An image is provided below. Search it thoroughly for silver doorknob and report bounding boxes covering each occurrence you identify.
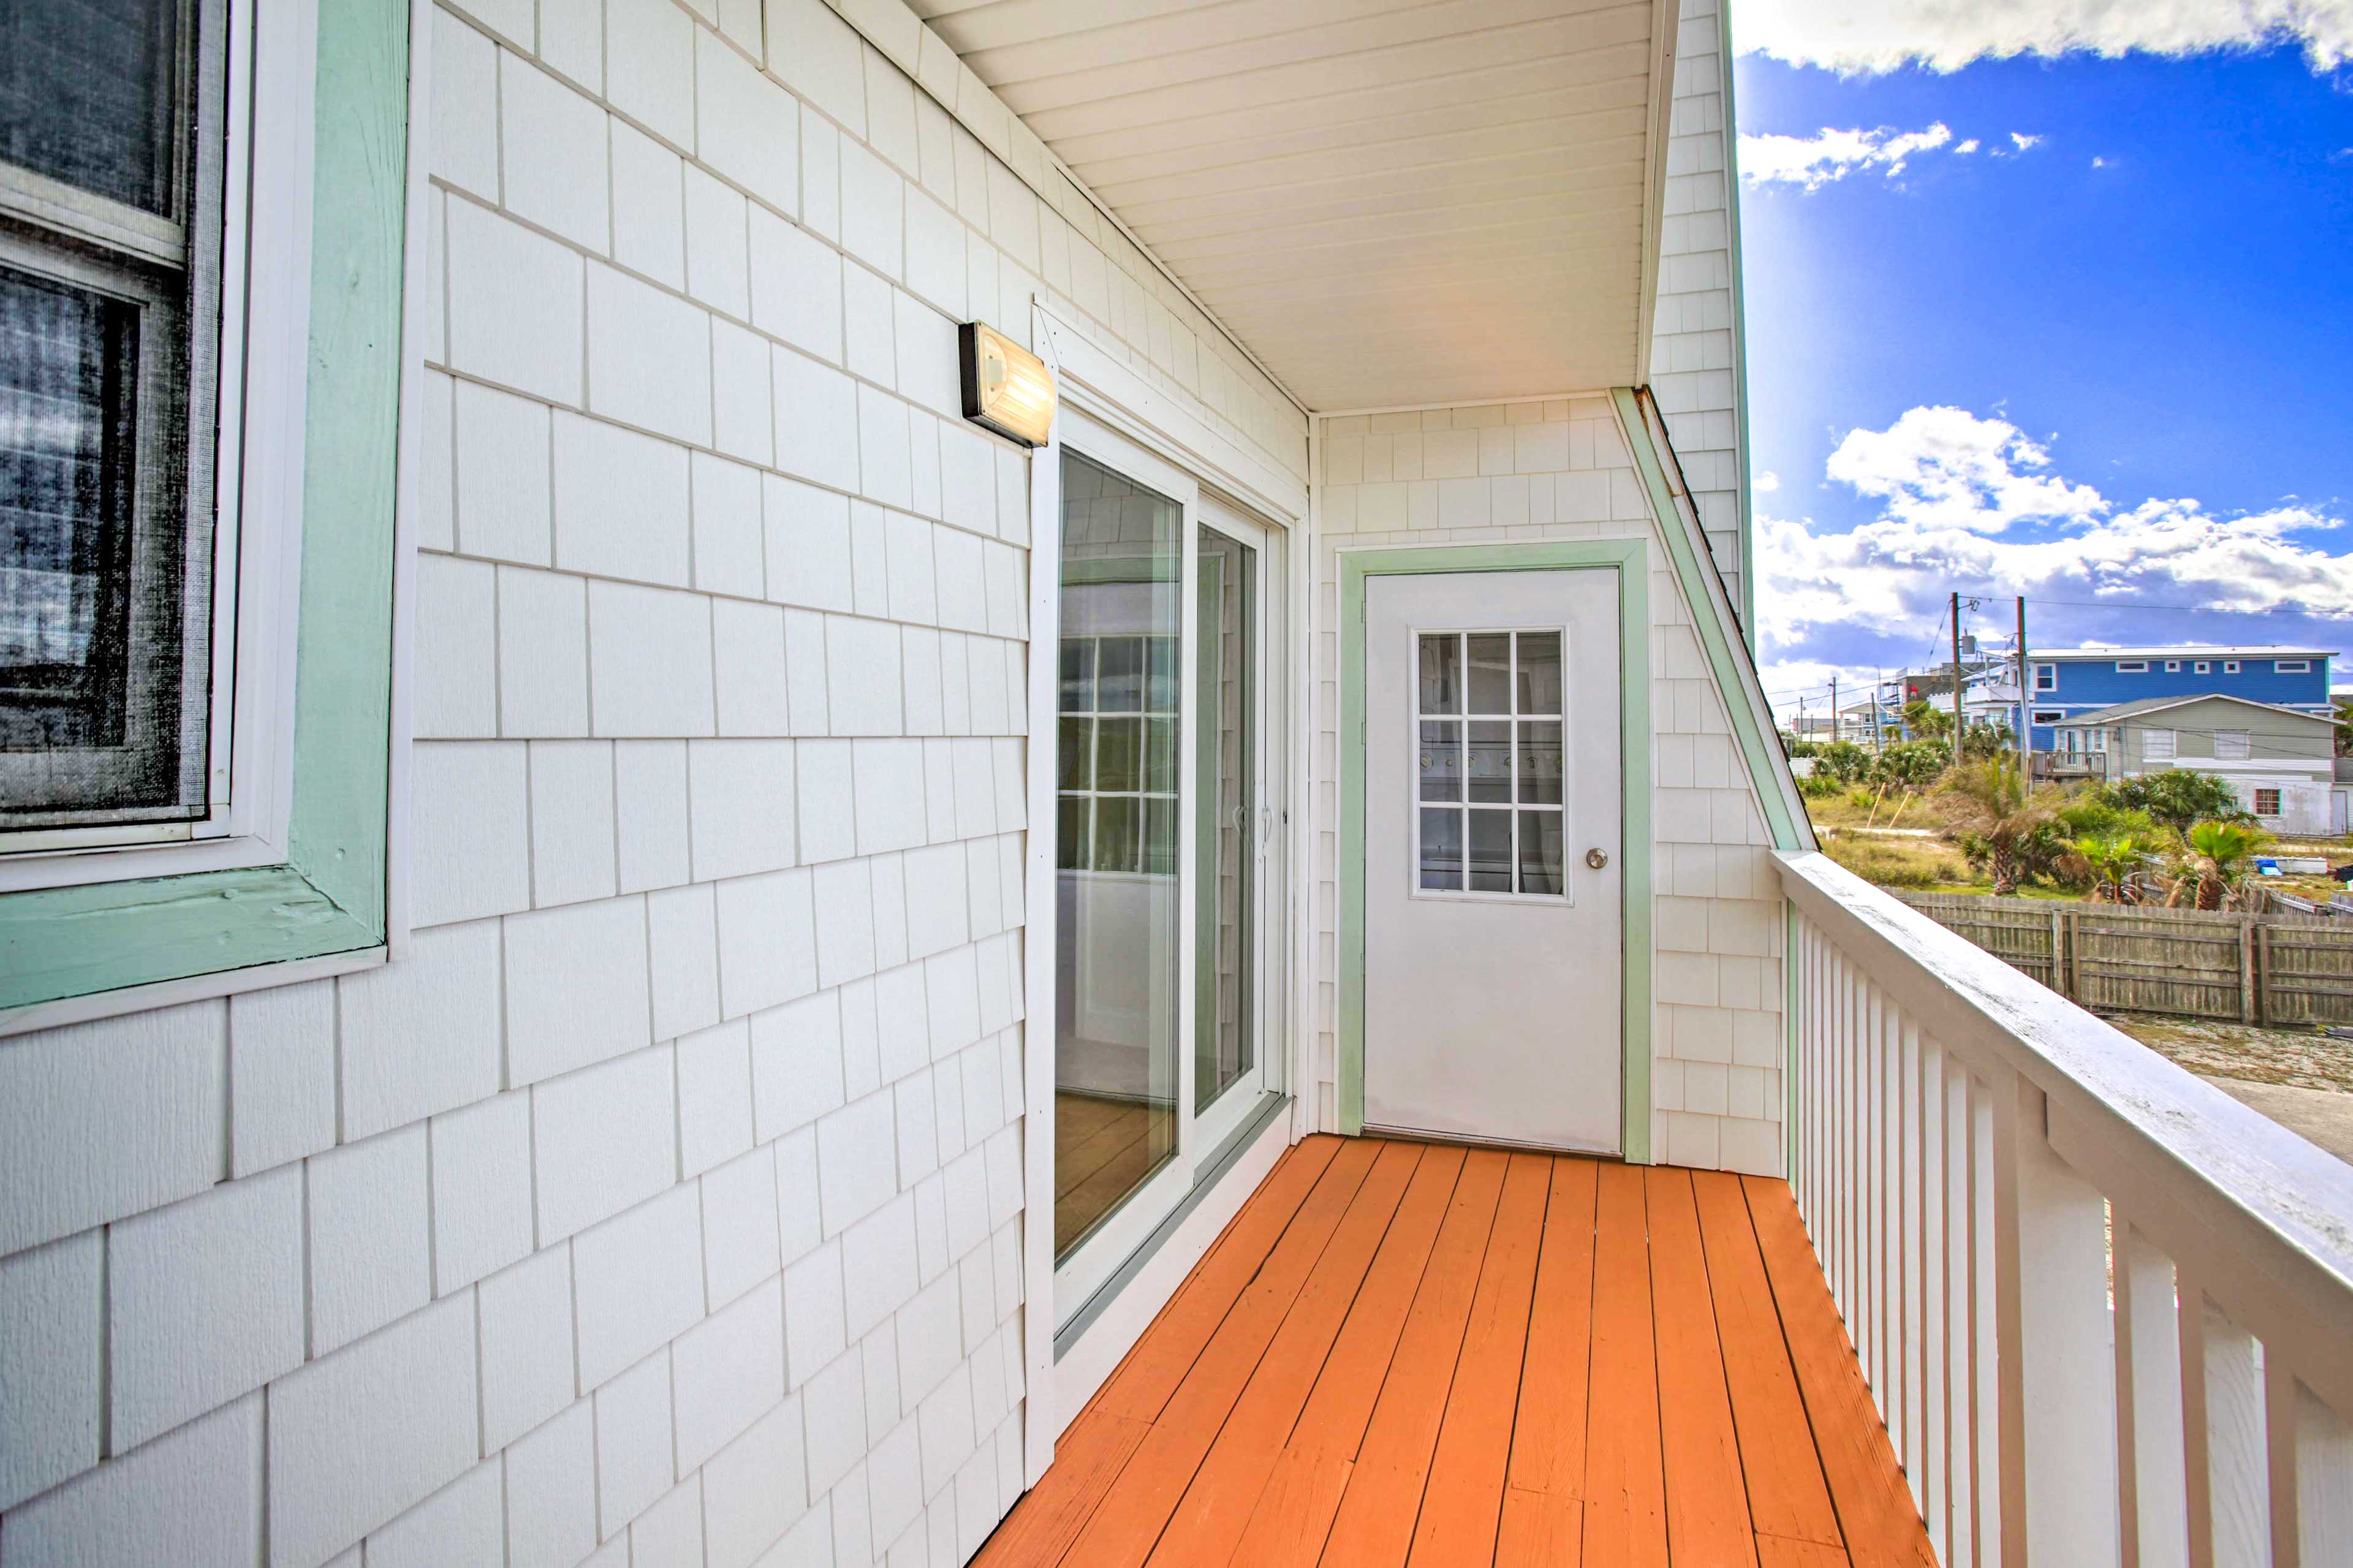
[1586,847,1609,869]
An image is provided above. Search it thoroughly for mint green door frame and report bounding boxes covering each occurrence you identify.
[1337,540,1653,1164]
[0,0,412,1014]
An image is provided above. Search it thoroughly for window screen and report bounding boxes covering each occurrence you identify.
[0,0,223,830]
[2214,731,2251,760]
[2254,789,2281,817]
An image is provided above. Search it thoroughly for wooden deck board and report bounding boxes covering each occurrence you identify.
[980,1141,1938,1568]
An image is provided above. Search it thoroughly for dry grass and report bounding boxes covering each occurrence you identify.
[1819,831,1971,889]
[1802,787,1935,831]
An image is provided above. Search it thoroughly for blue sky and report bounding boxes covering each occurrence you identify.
[1729,6,2353,713]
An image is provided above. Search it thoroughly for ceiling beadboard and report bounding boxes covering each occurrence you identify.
[909,0,1672,409]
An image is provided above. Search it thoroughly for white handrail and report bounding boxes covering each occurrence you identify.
[1774,848,2353,1567]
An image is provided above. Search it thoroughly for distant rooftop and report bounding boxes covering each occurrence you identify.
[2032,645,2333,661]
[2059,692,2336,726]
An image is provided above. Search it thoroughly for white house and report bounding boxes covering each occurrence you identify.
[2,3,2347,1566]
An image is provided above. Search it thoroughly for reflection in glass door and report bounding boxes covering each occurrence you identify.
[1053,450,1181,1260]
[1196,523,1256,1118]
[1051,428,1287,1327]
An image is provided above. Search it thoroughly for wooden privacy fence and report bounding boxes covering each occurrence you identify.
[1892,892,2353,1026]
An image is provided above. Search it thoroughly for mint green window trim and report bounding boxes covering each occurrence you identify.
[0,0,412,1014]
[1337,540,1653,1164]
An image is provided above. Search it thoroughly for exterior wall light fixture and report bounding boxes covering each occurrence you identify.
[960,322,1055,447]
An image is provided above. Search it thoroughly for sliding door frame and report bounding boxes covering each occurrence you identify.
[1023,300,1311,1476]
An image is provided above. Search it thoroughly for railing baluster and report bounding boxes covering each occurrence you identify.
[1995,1074,2121,1566]
[1922,1034,1950,1562]
[1866,977,1887,1425]
[2288,1375,2353,1563]
[1904,1017,1927,1508]
[1974,1071,2001,1567]
[1946,1056,1977,1568]
[2113,1218,2189,1568]
[2180,1284,2270,1566]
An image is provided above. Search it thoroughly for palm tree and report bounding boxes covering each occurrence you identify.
[2070,830,2145,903]
[2164,819,2271,911]
[1935,757,2056,896]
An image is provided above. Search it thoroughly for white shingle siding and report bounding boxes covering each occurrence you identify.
[1648,0,1751,619]
[1315,394,1784,1175]
[0,0,1305,1559]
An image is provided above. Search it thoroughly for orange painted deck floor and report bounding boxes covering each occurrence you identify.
[979,1135,1939,1568]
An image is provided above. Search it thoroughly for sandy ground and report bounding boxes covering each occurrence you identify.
[2102,1015,2353,1165]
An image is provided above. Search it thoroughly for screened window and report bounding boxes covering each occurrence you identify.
[2214,730,2251,761]
[1,0,225,832]
[1413,629,1565,898]
[2034,664,2056,690]
[2143,729,2177,761]
[2254,788,2283,817]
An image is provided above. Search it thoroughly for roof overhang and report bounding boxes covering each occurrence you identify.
[911,0,1683,411]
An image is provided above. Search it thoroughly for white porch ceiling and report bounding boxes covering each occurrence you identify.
[909,0,1677,411]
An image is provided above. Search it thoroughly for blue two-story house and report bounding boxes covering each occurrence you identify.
[2015,645,2335,752]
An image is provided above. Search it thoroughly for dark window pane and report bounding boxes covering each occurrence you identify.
[1518,811,1564,895]
[1093,797,1141,873]
[1516,632,1561,714]
[0,267,146,759]
[1466,634,1510,713]
[1417,719,1460,802]
[1467,809,1512,892]
[1143,796,1178,877]
[1145,715,1177,795]
[0,0,182,216]
[1058,638,1093,712]
[1056,716,1092,791]
[1146,634,1178,713]
[1055,796,1088,869]
[1418,634,1459,714]
[1418,807,1461,890]
[1095,716,1142,793]
[1467,720,1511,803]
[1517,721,1563,805]
[1096,635,1143,711]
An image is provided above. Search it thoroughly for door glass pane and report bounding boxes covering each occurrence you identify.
[1467,809,1513,892]
[1518,811,1564,895]
[1515,632,1562,715]
[1467,634,1510,714]
[1054,449,1180,1260]
[1419,807,1462,890]
[1517,721,1563,804]
[1417,720,1461,801]
[1197,526,1254,1113]
[1418,634,1460,714]
[1467,720,1511,803]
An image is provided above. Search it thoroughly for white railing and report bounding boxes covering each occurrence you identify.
[1776,850,2353,1567]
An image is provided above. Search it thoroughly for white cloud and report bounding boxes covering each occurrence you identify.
[2010,132,2044,151]
[1735,0,2353,74]
[1756,471,1783,493]
[1757,405,2353,695]
[1739,122,1955,189]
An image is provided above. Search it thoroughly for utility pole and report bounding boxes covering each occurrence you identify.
[2015,596,2030,771]
[1830,675,1838,748]
[1950,591,1965,759]
[1873,670,1884,754]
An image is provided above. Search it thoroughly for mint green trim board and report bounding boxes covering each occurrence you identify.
[0,0,411,1012]
[1613,387,1808,854]
[1336,540,1654,1164]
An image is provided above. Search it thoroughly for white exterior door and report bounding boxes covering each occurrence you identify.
[1363,569,1623,1153]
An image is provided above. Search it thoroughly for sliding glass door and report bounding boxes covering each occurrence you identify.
[1051,418,1284,1323]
